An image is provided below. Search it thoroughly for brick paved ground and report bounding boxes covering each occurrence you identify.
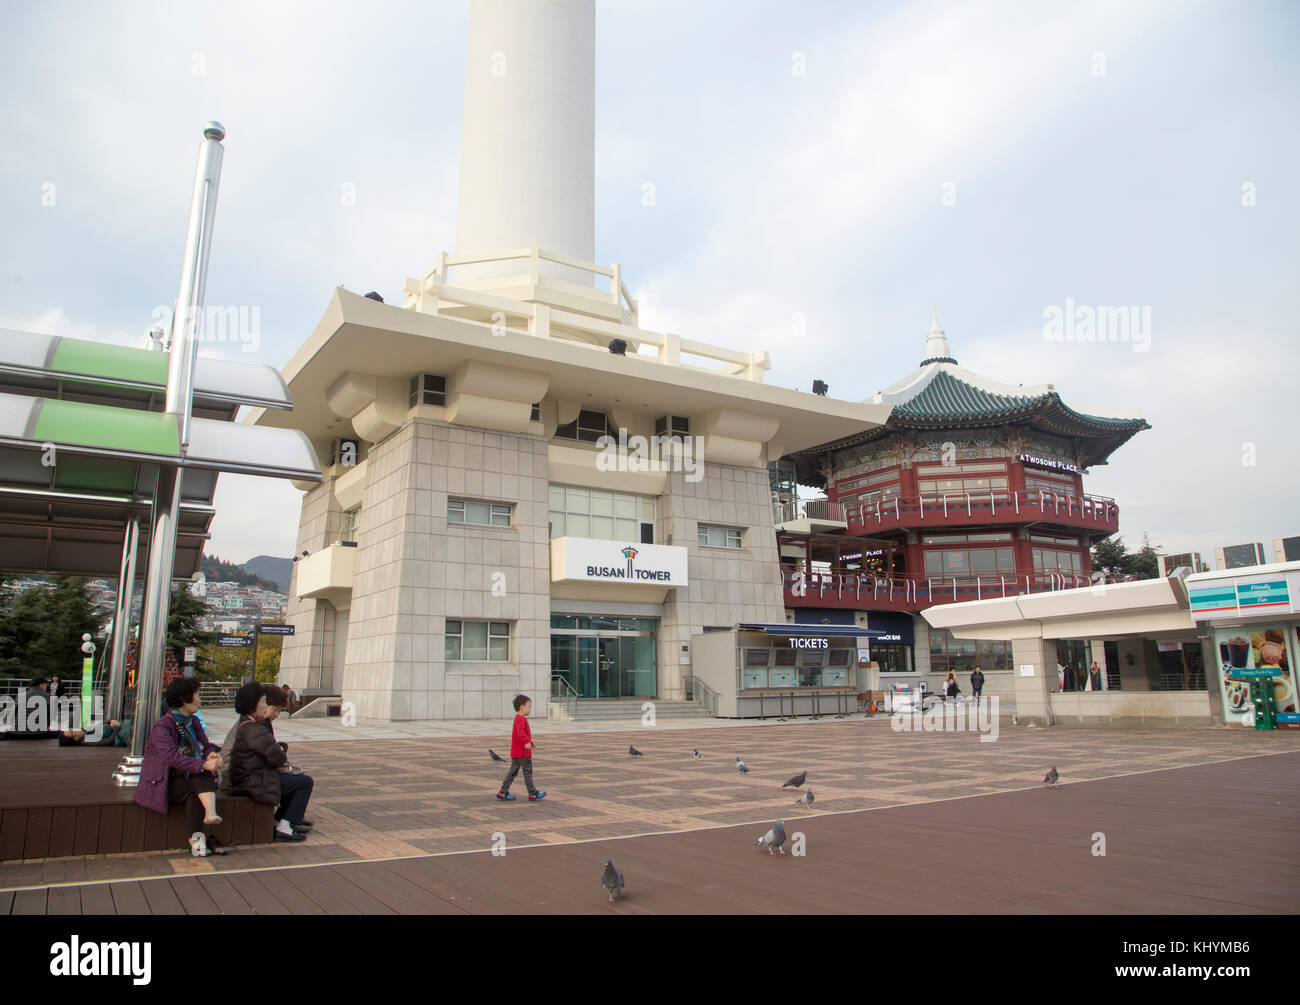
[1,719,1297,897]
[4,748,1297,914]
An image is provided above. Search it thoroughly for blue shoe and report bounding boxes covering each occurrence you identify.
[497,791,515,801]
[528,790,546,801]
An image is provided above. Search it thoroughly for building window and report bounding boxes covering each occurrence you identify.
[340,507,361,544]
[655,415,690,439]
[924,548,1015,576]
[698,524,743,549]
[929,629,1011,675]
[445,620,510,662]
[1032,547,1083,575]
[409,373,447,407]
[1024,470,1078,496]
[448,499,513,527]
[549,485,655,542]
[530,402,542,422]
[554,409,613,443]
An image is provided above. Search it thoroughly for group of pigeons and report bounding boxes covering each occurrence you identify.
[493,743,1064,903]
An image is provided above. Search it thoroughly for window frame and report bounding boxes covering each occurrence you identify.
[447,498,514,528]
[444,620,511,662]
[698,524,744,549]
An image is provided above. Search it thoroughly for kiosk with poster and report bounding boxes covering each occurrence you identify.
[1187,563,1300,727]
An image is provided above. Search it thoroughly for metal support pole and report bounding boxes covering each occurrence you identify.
[106,517,140,723]
[116,121,225,785]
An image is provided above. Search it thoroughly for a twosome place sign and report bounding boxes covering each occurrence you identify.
[551,537,688,588]
[1018,453,1081,474]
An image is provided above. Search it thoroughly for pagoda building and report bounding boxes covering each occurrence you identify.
[775,309,1150,692]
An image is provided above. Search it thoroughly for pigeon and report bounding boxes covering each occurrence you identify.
[629,745,644,756]
[1044,766,1059,788]
[782,770,807,789]
[756,820,787,855]
[692,749,703,759]
[795,790,815,809]
[600,859,625,903]
[736,757,750,774]
[489,749,505,762]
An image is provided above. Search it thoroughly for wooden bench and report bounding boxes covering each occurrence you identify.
[0,742,276,859]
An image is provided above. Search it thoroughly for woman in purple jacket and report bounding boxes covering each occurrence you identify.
[132,677,225,856]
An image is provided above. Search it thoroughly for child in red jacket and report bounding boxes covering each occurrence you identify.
[497,694,546,801]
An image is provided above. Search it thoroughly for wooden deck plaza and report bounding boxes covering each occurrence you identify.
[1,719,1297,914]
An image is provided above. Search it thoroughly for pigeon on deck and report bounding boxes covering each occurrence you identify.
[601,859,625,903]
[1044,766,1059,788]
[756,820,787,855]
[489,749,505,762]
[736,757,750,774]
[782,770,807,788]
[629,745,644,756]
[692,749,703,759]
[795,790,815,809]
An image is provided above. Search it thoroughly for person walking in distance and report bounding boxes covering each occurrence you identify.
[970,666,985,709]
[497,694,546,802]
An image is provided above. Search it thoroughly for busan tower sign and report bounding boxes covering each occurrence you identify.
[455,0,595,287]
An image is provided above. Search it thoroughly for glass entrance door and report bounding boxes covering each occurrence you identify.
[598,637,619,698]
[550,616,658,698]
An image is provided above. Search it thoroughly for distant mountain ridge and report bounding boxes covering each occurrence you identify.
[240,555,292,593]
[200,554,289,592]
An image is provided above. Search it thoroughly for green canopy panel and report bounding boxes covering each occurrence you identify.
[0,391,321,481]
[0,329,293,413]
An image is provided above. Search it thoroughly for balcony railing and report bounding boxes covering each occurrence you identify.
[781,567,1095,610]
[843,490,1117,534]
[773,498,844,525]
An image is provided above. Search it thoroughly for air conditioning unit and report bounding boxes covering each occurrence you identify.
[1274,536,1300,563]
[1215,543,1266,571]
[329,438,360,468]
[1158,552,1207,577]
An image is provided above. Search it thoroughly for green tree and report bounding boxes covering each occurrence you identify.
[1091,536,1128,579]
[167,585,212,654]
[0,577,106,677]
[1122,533,1163,580]
[1091,533,1163,581]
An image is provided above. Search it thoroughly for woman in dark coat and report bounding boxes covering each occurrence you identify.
[132,677,224,856]
[229,686,312,842]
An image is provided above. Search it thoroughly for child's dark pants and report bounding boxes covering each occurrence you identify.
[500,757,535,796]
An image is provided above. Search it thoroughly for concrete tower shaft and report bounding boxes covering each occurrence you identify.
[455,0,595,284]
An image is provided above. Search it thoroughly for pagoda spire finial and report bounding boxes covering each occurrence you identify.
[922,304,956,365]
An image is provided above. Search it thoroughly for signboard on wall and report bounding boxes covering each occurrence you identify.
[550,537,688,587]
[1212,625,1296,726]
[1189,571,1296,620]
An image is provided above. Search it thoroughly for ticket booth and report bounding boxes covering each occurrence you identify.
[689,622,881,718]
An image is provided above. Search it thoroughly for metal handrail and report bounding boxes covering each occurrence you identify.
[846,489,1117,528]
[780,568,1090,605]
[682,675,718,716]
[550,673,580,721]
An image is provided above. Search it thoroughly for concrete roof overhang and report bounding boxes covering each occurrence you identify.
[922,576,1199,641]
[247,288,893,455]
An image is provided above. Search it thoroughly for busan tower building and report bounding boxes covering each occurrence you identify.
[251,0,890,721]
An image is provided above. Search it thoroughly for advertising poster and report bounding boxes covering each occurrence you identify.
[1214,625,1295,724]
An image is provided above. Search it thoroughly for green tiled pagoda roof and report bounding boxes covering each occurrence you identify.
[892,370,1147,429]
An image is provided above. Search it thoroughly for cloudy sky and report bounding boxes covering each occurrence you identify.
[3,0,1297,567]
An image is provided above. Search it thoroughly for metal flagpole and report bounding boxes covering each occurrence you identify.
[116,122,225,784]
